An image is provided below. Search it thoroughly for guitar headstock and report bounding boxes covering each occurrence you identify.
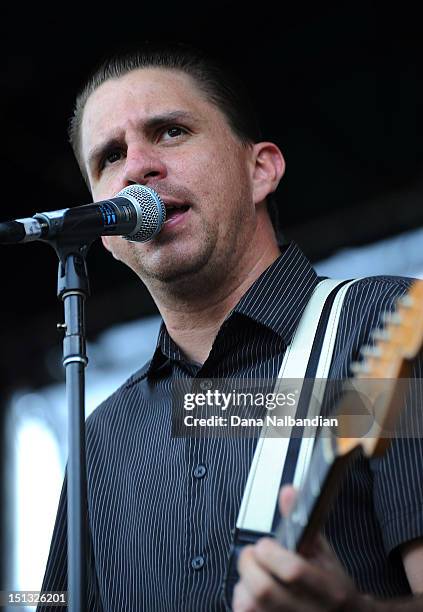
[351,280,423,378]
[335,280,423,457]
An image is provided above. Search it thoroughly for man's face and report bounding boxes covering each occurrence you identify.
[81,68,259,287]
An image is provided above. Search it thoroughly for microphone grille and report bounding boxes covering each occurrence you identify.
[117,184,166,242]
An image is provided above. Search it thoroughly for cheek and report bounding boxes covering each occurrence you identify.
[101,235,113,253]
[182,145,248,202]
[92,178,121,201]
[101,235,132,262]
[178,137,232,175]
[212,143,252,190]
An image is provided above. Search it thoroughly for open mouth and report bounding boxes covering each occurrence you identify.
[164,203,190,222]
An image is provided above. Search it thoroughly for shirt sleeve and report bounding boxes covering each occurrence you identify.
[370,353,423,555]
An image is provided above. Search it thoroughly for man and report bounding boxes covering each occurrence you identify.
[40,43,423,610]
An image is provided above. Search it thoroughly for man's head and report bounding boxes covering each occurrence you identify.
[70,43,263,184]
[70,43,285,295]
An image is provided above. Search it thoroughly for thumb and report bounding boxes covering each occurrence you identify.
[279,484,297,517]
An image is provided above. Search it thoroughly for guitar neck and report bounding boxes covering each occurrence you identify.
[275,434,362,555]
[274,280,423,556]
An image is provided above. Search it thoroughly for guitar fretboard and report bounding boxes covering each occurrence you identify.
[275,433,361,554]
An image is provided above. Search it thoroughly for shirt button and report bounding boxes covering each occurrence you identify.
[191,555,205,570]
[193,464,207,479]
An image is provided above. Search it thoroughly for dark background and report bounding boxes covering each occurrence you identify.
[0,4,422,391]
[0,3,423,592]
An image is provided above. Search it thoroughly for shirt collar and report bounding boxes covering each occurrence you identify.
[147,242,319,376]
[232,242,319,343]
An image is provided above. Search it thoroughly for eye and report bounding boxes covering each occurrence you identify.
[161,126,188,141]
[101,149,123,169]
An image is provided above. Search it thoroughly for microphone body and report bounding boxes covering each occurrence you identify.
[0,185,166,245]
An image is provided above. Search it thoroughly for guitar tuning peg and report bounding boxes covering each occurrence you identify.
[360,345,382,358]
[381,311,402,326]
[350,360,371,375]
[398,294,414,308]
[371,328,391,342]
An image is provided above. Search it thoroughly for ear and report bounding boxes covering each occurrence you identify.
[251,142,285,205]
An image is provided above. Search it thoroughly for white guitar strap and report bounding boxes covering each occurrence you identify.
[236,278,359,535]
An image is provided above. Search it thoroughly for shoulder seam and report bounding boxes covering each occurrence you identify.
[123,359,152,388]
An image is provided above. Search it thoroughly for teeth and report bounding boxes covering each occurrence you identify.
[166,205,187,212]
[165,204,189,214]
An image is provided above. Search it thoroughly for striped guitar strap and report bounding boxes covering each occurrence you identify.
[223,278,359,609]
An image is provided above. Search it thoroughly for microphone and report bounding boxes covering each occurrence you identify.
[0,184,166,245]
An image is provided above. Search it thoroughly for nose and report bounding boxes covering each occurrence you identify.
[123,144,167,186]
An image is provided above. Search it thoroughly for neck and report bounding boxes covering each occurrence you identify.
[147,240,281,364]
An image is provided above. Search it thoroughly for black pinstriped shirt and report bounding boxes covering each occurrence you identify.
[40,242,423,611]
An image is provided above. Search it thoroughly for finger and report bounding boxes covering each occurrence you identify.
[238,545,301,611]
[253,537,351,608]
[279,485,297,517]
[232,581,255,612]
[310,534,353,576]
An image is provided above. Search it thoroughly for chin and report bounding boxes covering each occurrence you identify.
[144,253,211,284]
[111,227,222,288]
[142,232,215,279]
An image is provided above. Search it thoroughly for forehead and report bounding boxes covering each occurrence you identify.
[81,68,225,160]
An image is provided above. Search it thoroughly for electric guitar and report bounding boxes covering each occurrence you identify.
[275,280,423,553]
[224,280,423,606]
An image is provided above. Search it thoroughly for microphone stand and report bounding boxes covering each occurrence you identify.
[54,239,92,612]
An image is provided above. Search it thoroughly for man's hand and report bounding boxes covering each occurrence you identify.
[233,486,371,612]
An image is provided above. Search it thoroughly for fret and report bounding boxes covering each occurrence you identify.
[276,434,334,549]
[276,434,361,554]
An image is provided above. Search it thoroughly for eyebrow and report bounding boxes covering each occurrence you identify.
[86,110,198,170]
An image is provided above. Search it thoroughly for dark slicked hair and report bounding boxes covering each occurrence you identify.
[68,41,282,240]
